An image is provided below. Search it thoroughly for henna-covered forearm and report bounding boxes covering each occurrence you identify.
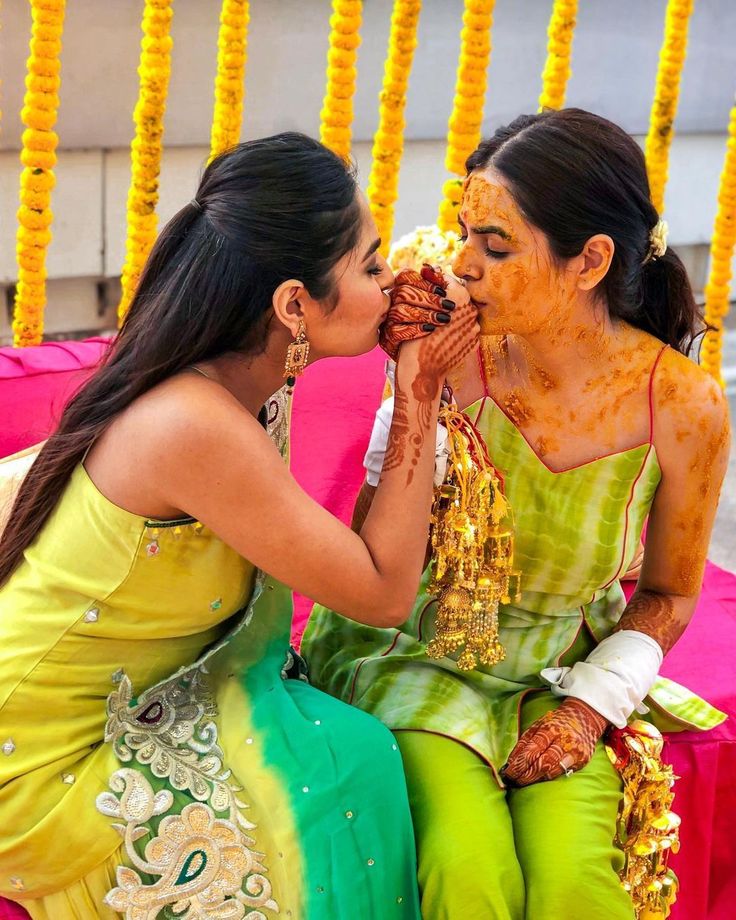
[381,388,411,479]
[613,588,687,655]
[380,293,476,488]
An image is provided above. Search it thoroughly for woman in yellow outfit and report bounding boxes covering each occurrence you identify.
[0,132,478,919]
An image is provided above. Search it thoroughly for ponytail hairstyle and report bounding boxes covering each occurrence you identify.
[466,108,703,353]
[0,132,361,587]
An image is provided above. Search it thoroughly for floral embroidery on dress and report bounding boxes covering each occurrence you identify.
[96,670,278,918]
[98,769,277,919]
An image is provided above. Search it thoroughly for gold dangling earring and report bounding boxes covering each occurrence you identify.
[283,320,310,393]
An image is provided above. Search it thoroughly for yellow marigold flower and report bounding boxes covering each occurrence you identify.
[701,97,736,383]
[366,1,421,253]
[437,0,495,231]
[13,0,65,347]
[538,0,578,111]
[118,0,174,322]
[320,0,362,160]
[645,0,695,214]
[209,0,250,159]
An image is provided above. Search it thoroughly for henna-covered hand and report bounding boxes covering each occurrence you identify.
[410,290,479,385]
[382,275,478,487]
[380,264,465,360]
[501,697,609,787]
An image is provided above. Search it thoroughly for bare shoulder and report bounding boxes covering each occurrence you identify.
[87,374,275,518]
[654,347,730,432]
[103,374,265,455]
[652,347,731,470]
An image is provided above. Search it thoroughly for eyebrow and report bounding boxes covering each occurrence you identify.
[362,238,381,261]
[458,217,512,241]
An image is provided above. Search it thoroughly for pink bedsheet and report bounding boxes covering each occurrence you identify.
[0,342,732,919]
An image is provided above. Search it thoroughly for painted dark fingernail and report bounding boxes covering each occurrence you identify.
[436,312,451,324]
[441,298,456,310]
[433,285,446,297]
[421,323,436,332]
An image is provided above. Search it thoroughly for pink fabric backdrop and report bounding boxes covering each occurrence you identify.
[0,338,111,457]
[0,341,733,920]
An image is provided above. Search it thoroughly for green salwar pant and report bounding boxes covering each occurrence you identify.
[395,693,635,920]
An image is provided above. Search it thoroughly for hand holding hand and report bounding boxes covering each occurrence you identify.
[380,264,471,361]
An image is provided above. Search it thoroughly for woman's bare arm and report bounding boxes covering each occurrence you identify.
[127,304,478,628]
[614,351,731,650]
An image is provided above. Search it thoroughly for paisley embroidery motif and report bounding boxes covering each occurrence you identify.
[97,669,278,917]
[98,769,278,919]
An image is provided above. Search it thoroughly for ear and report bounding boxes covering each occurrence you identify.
[271,279,307,337]
[576,234,614,291]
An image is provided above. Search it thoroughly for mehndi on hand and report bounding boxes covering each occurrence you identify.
[379,264,457,361]
[501,697,609,787]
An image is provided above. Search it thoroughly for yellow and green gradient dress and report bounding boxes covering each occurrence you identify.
[0,391,421,920]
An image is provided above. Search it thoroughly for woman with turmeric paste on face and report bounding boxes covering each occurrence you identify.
[303,108,731,919]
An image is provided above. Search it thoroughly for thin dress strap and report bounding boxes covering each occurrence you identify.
[187,364,213,380]
[647,344,669,443]
[476,345,491,397]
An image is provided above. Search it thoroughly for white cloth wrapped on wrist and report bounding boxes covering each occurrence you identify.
[364,361,450,488]
[540,629,663,728]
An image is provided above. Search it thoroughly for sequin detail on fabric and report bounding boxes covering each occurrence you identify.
[97,671,278,917]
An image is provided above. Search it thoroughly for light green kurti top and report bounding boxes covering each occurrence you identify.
[303,387,726,782]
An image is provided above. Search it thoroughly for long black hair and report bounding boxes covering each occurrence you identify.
[466,108,703,354]
[0,132,361,586]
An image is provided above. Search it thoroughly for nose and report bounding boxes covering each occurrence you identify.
[452,241,482,282]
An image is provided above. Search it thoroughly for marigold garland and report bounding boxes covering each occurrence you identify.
[437,0,496,232]
[319,0,362,161]
[12,0,65,347]
[367,0,421,256]
[645,0,695,215]
[209,0,249,159]
[538,0,578,111]
[118,0,174,323]
[701,97,736,385]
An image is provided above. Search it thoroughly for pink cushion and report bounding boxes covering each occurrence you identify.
[0,338,110,457]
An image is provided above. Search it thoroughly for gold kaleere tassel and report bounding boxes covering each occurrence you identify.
[605,721,681,919]
[426,404,520,671]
